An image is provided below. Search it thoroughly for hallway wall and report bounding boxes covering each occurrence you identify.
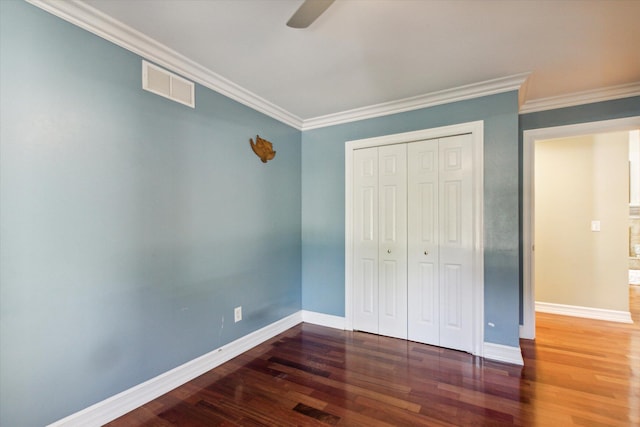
[535,132,629,311]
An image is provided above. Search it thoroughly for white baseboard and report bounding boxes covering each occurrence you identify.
[48,311,303,427]
[301,310,346,330]
[483,342,524,366]
[536,301,633,324]
[519,324,535,340]
[48,309,532,426]
[301,311,525,366]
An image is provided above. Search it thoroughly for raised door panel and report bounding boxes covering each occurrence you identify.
[353,147,379,334]
[378,144,407,339]
[438,134,473,352]
[442,263,462,330]
[408,139,439,344]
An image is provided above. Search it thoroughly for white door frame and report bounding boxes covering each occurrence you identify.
[521,116,640,340]
[345,120,485,357]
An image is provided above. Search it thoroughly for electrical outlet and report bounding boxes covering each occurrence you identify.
[234,306,242,323]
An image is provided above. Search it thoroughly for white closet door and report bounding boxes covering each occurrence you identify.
[407,134,473,352]
[407,139,439,344]
[378,144,408,339]
[354,136,471,349]
[438,134,473,352]
[353,147,379,335]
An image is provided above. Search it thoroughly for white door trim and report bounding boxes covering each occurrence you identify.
[521,116,640,340]
[345,121,485,357]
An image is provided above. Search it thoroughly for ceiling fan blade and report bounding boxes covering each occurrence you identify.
[286,0,335,28]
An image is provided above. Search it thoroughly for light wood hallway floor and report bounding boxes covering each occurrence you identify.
[107,287,640,426]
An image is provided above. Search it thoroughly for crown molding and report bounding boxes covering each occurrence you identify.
[24,0,530,132]
[301,73,530,131]
[20,1,640,130]
[519,82,640,114]
[26,0,304,130]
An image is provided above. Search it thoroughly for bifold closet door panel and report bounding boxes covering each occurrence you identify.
[353,147,380,335]
[377,144,408,340]
[438,134,474,352]
[407,139,440,344]
[407,134,474,352]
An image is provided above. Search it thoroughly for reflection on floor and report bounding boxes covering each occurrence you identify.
[107,287,640,426]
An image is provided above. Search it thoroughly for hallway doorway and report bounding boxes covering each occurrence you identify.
[522,116,640,339]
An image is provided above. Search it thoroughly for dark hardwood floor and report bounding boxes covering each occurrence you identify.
[107,287,640,426]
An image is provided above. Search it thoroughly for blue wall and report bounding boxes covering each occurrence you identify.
[0,2,301,426]
[301,92,521,348]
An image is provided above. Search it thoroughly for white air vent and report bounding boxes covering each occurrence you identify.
[142,60,195,108]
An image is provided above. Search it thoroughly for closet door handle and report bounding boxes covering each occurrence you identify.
[387,249,391,254]
[424,250,429,255]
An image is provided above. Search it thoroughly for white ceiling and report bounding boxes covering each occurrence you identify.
[78,0,640,121]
